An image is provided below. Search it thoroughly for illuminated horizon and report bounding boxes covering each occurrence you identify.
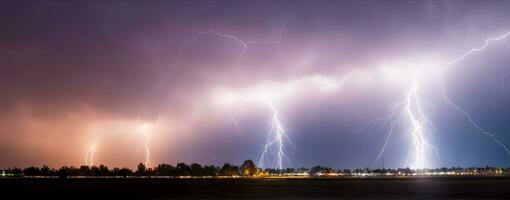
[1,1,510,169]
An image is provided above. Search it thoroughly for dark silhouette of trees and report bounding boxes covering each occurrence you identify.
[40,165,53,176]
[12,168,22,176]
[241,160,257,176]
[155,164,175,176]
[203,165,217,176]
[90,166,100,176]
[219,163,239,176]
[118,167,134,177]
[309,165,324,176]
[23,166,41,176]
[176,163,191,176]
[190,163,203,176]
[3,162,503,178]
[136,163,147,176]
[57,166,70,178]
[79,165,91,176]
[98,164,110,176]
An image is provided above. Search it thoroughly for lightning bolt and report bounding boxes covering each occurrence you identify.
[360,102,404,164]
[180,25,285,55]
[362,32,510,169]
[258,96,292,170]
[362,75,436,169]
[256,71,368,169]
[185,24,510,169]
[440,31,510,156]
[85,143,97,166]
[139,124,151,167]
[182,26,288,169]
[403,76,435,169]
[84,124,153,168]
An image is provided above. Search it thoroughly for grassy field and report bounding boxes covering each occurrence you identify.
[1,176,509,199]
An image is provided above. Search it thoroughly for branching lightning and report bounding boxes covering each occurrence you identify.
[359,32,510,169]
[440,31,510,156]
[361,75,436,169]
[402,76,435,169]
[180,25,285,55]
[183,26,290,169]
[185,24,510,170]
[84,124,153,167]
[257,96,292,170]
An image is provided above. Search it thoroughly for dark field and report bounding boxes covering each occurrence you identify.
[1,176,510,199]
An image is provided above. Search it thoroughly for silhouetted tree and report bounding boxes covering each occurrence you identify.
[176,163,191,176]
[219,163,239,176]
[90,166,100,176]
[117,167,134,177]
[241,160,257,176]
[8,168,23,176]
[57,166,70,179]
[285,168,296,174]
[23,166,41,176]
[203,165,217,176]
[155,164,175,176]
[98,164,109,176]
[298,167,308,173]
[79,165,91,176]
[136,163,147,176]
[309,165,324,176]
[190,163,203,176]
[40,165,52,176]
[69,166,81,176]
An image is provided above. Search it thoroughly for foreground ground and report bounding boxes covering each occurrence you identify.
[1,176,509,199]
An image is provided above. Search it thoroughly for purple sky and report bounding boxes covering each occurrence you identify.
[1,0,510,169]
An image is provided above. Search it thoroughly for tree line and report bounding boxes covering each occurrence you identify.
[1,160,258,178]
[2,161,509,178]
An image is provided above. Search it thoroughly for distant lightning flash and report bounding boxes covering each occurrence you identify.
[180,25,285,55]
[440,31,510,156]
[85,143,97,166]
[258,96,291,170]
[140,124,151,167]
[183,26,289,169]
[84,124,153,168]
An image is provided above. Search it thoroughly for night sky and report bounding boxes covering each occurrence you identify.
[1,0,510,169]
